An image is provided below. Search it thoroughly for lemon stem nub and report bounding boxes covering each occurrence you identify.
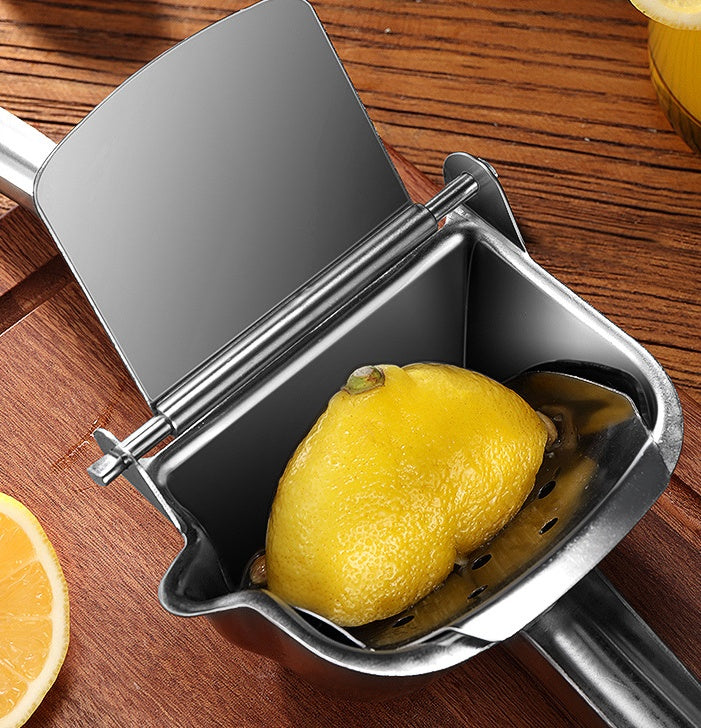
[344,366,385,394]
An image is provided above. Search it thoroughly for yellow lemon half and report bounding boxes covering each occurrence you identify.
[0,493,69,728]
[266,364,546,627]
[630,0,701,29]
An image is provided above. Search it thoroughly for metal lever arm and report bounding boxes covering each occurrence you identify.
[0,107,56,213]
[89,173,479,485]
[523,569,701,728]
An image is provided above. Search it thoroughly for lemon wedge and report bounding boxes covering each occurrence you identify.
[0,493,69,728]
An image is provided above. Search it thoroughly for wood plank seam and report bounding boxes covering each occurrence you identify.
[0,254,72,334]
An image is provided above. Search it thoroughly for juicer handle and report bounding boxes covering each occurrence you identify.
[0,107,56,213]
[522,568,701,728]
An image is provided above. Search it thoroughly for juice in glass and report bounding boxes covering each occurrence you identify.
[648,21,701,152]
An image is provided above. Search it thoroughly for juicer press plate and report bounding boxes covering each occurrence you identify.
[130,197,680,633]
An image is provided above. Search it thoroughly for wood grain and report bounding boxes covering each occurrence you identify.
[0,1,699,726]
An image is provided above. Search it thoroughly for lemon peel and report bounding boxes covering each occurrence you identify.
[266,363,546,627]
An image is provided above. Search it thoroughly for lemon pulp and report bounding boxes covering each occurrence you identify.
[0,494,69,728]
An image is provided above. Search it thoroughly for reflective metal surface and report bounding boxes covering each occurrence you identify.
[34,0,410,402]
[460,215,682,473]
[154,226,470,583]
[89,173,478,485]
[525,569,701,728]
[0,107,55,213]
[444,152,526,251]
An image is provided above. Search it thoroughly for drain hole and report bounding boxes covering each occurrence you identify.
[539,518,559,534]
[538,480,556,499]
[392,614,415,628]
[471,554,492,570]
[468,585,487,599]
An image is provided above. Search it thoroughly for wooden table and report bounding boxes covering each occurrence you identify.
[1,2,699,726]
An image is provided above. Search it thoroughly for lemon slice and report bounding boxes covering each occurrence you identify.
[630,1,701,29]
[0,493,69,728]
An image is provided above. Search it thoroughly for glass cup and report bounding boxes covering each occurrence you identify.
[648,20,701,153]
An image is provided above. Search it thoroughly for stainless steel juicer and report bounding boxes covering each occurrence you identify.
[0,1,698,725]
